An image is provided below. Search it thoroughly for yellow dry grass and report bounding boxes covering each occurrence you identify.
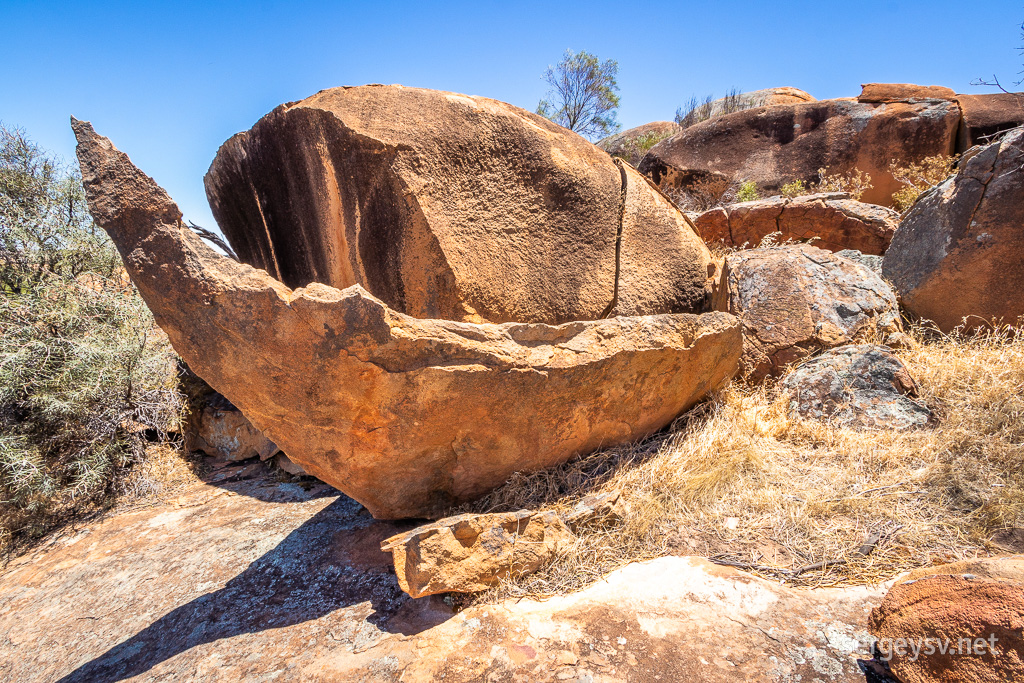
[462,325,1024,600]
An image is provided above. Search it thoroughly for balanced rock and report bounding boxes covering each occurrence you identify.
[781,344,931,430]
[712,245,902,380]
[882,127,1024,332]
[73,119,741,519]
[869,556,1024,683]
[639,97,960,207]
[955,92,1024,148]
[381,510,572,597]
[205,85,713,325]
[693,193,898,255]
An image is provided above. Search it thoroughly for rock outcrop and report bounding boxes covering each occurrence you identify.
[73,119,741,519]
[955,92,1024,149]
[205,85,714,325]
[882,127,1024,332]
[869,556,1024,683]
[189,397,280,462]
[712,245,902,380]
[0,471,888,682]
[858,83,957,103]
[639,97,960,207]
[381,510,572,597]
[693,193,898,255]
[781,344,932,430]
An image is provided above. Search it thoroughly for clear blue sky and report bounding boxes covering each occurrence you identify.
[3,0,1021,231]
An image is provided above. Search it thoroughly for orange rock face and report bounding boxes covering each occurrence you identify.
[882,128,1024,332]
[73,119,741,519]
[955,92,1024,149]
[205,85,713,325]
[639,98,960,207]
[693,193,898,255]
[858,83,957,103]
[869,556,1024,683]
[713,245,902,380]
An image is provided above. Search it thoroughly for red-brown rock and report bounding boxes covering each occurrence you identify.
[955,92,1024,149]
[869,556,1024,683]
[882,127,1024,332]
[858,83,957,103]
[638,98,960,207]
[693,192,898,255]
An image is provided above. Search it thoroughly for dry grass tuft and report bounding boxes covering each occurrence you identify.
[461,325,1024,600]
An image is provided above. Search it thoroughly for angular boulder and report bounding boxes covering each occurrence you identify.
[205,85,713,325]
[381,510,572,597]
[693,192,899,255]
[639,97,960,207]
[189,401,280,461]
[781,344,932,430]
[712,245,902,380]
[882,127,1024,332]
[955,92,1024,149]
[73,119,741,519]
[869,556,1024,683]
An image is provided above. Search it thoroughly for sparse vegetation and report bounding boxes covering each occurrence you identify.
[609,128,675,166]
[780,179,808,198]
[889,154,959,213]
[0,124,188,552]
[665,175,733,212]
[462,324,1024,601]
[815,167,873,200]
[674,87,756,129]
[537,50,621,140]
[735,180,760,202]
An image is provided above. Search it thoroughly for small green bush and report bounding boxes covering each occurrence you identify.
[780,179,808,198]
[735,180,760,202]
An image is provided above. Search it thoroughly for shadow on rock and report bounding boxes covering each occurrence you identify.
[56,497,452,682]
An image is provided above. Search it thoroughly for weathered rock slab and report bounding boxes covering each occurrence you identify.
[381,510,572,597]
[205,84,713,325]
[882,127,1024,332]
[693,192,898,254]
[0,473,888,682]
[73,119,741,519]
[955,92,1024,149]
[781,344,932,429]
[713,245,902,380]
[858,83,957,103]
[869,556,1024,683]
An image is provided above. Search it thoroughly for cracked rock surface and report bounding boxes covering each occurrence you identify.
[694,192,899,255]
[205,84,714,325]
[713,245,902,380]
[882,127,1024,332]
[72,118,741,519]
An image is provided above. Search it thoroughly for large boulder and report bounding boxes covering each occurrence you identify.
[955,92,1024,149]
[712,245,902,380]
[781,344,932,430]
[639,97,961,207]
[882,127,1024,332]
[205,85,713,325]
[869,556,1024,683]
[73,119,741,519]
[677,87,817,128]
[693,192,898,255]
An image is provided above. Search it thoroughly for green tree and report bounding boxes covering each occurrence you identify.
[537,50,621,140]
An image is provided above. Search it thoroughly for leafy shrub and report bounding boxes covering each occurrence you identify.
[889,154,959,213]
[735,180,760,202]
[815,167,873,200]
[0,123,184,550]
[780,179,808,198]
